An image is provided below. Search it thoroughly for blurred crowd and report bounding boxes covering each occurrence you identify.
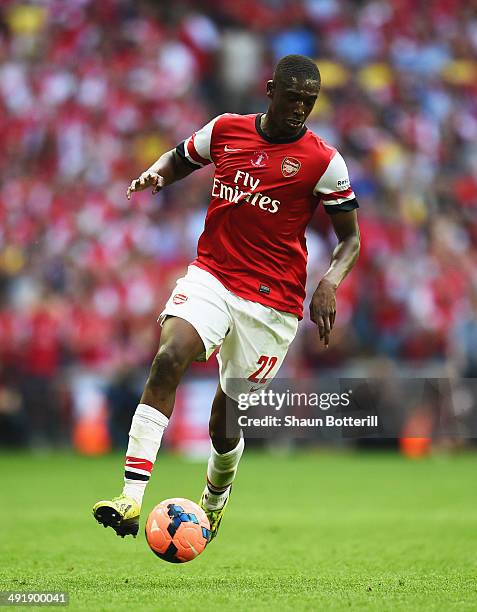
[1,0,477,446]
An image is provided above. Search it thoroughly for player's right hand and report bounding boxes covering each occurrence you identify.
[126,172,165,199]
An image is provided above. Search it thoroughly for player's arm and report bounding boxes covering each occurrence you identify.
[127,116,221,200]
[310,149,361,347]
[310,209,360,347]
[126,149,195,200]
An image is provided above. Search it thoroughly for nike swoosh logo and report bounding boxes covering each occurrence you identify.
[249,387,261,393]
[224,145,242,152]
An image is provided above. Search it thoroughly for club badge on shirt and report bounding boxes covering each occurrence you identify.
[172,294,188,305]
[281,157,301,177]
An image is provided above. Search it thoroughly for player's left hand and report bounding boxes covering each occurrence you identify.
[310,279,336,347]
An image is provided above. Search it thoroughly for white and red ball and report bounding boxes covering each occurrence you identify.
[145,498,210,563]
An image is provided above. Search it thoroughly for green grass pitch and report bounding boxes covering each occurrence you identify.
[1,450,476,611]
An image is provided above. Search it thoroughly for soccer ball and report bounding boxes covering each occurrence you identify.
[145,498,210,563]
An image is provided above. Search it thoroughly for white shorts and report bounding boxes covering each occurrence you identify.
[160,265,298,401]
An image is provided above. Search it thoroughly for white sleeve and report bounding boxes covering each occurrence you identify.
[313,151,358,212]
[176,115,222,168]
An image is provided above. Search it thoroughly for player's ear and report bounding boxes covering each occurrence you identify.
[266,80,274,99]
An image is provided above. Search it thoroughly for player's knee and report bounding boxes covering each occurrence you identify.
[147,344,188,390]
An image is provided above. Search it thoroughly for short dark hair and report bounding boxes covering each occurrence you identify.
[273,54,321,88]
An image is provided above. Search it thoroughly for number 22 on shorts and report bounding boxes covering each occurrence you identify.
[247,355,278,384]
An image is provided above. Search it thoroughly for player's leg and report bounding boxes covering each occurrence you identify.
[93,265,232,538]
[93,316,204,537]
[122,316,205,501]
[200,296,298,540]
[199,384,244,540]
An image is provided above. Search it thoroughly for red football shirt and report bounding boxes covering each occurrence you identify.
[176,113,358,319]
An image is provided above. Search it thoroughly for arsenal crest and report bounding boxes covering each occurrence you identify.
[172,293,188,305]
[281,157,301,178]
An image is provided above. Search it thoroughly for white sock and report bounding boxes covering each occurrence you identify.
[202,438,245,510]
[122,403,169,507]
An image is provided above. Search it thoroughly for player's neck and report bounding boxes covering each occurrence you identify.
[260,112,303,141]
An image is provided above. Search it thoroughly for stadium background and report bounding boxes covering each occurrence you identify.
[0,0,476,454]
[1,2,476,610]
